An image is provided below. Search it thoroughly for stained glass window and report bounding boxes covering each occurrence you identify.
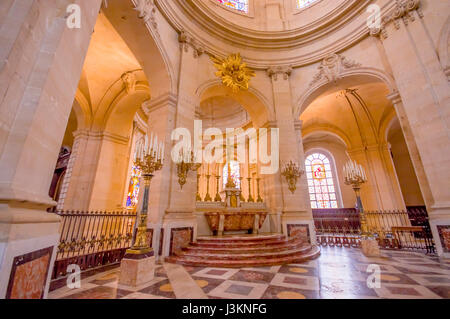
[305,153,339,209]
[223,161,241,188]
[217,0,249,13]
[297,0,318,9]
[126,165,141,209]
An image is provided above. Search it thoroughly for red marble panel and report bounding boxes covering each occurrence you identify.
[6,247,53,299]
[240,214,255,230]
[170,227,193,255]
[205,213,220,231]
[287,224,311,244]
[437,226,450,252]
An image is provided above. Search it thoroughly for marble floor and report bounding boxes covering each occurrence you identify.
[48,247,450,299]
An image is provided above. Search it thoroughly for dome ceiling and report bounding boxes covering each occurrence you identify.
[197,96,250,131]
[156,0,379,67]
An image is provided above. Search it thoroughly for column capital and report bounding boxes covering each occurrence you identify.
[369,0,423,39]
[178,30,204,58]
[266,65,293,81]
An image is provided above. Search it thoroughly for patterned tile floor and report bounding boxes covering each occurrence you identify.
[48,247,450,299]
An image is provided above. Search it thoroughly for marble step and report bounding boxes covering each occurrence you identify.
[190,237,291,248]
[166,246,321,268]
[183,238,306,254]
[196,234,285,243]
[175,245,312,260]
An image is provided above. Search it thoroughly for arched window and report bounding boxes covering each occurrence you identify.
[223,161,241,188]
[217,0,249,13]
[126,165,141,209]
[305,152,339,209]
[297,0,318,9]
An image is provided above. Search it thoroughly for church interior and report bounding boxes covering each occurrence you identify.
[1,0,450,300]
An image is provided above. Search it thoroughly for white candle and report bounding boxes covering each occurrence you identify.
[149,132,154,153]
[161,142,165,162]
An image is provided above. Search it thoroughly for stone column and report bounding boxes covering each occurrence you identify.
[266,66,316,244]
[371,0,450,256]
[148,31,203,259]
[142,94,177,260]
[0,0,102,298]
[347,144,406,212]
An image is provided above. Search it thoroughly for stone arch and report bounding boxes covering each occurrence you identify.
[302,126,352,150]
[196,79,275,128]
[103,0,176,100]
[73,90,93,130]
[295,67,397,119]
[94,70,151,136]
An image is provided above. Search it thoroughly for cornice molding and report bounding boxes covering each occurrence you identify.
[143,92,178,115]
[156,0,374,68]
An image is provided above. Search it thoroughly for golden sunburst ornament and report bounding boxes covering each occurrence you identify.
[211,53,255,92]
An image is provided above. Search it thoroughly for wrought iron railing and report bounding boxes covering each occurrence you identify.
[312,208,435,253]
[49,209,137,279]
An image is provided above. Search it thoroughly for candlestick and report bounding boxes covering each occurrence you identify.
[204,174,212,202]
[343,159,370,237]
[214,175,222,202]
[256,177,263,203]
[127,132,164,255]
[247,176,254,203]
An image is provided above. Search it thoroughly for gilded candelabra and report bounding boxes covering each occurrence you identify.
[204,174,212,202]
[256,177,263,203]
[225,162,236,188]
[127,134,164,255]
[176,151,201,189]
[196,173,202,201]
[343,160,371,237]
[214,175,222,202]
[239,177,245,202]
[281,161,304,194]
[247,177,254,202]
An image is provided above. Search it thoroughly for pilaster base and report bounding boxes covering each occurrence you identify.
[360,238,380,257]
[119,251,155,287]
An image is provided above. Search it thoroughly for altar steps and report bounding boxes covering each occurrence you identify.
[166,234,320,268]
[185,237,307,254]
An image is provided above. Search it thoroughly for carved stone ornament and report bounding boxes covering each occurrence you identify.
[121,71,137,94]
[369,0,422,39]
[133,0,158,30]
[211,53,255,92]
[178,30,204,58]
[309,54,361,87]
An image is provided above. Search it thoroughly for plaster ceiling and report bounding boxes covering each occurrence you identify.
[78,12,143,113]
[300,82,395,148]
